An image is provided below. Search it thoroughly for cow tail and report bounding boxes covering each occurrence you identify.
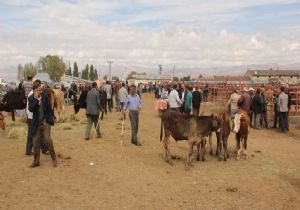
[160,118,163,142]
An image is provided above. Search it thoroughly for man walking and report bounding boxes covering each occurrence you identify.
[123,85,142,146]
[23,75,33,98]
[114,79,122,112]
[192,86,202,116]
[119,82,128,120]
[167,84,182,112]
[25,79,48,156]
[28,81,57,167]
[261,88,268,128]
[226,89,241,117]
[278,86,289,132]
[238,87,252,118]
[104,81,112,112]
[85,82,102,140]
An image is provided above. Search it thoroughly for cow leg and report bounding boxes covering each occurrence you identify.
[217,133,222,161]
[236,133,241,160]
[223,136,228,161]
[201,139,206,161]
[12,110,15,121]
[196,142,201,161]
[208,133,213,156]
[100,111,104,120]
[163,136,173,166]
[243,135,248,160]
[186,139,195,169]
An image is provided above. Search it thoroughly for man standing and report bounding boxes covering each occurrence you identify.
[104,81,112,112]
[192,86,202,116]
[119,82,128,120]
[23,75,33,98]
[25,80,48,156]
[272,90,279,128]
[226,89,241,117]
[238,87,252,118]
[123,85,142,146]
[252,88,263,129]
[203,83,209,102]
[278,86,289,132]
[28,81,57,167]
[167,84,182,112]
[184,85,192,115]
[85,82,102,140]
[261,88,268,128]
[114,79,122,112]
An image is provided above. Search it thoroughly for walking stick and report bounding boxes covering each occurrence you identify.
[121,113,125,146]
[93,113,101,139]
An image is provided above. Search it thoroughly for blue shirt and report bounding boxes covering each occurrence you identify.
[124,94,141,111]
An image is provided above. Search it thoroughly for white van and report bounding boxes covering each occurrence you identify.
[0,77,8,86]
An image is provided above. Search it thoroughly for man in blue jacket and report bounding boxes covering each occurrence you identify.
[28,81,57,168]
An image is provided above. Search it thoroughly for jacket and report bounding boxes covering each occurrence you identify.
[86,88,101,115]
[184,91,192,111]
[192,90,202,108]
[252,94,263,113]
[28,92,54,133]
[238,93,252,114]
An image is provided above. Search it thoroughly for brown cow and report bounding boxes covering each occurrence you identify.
[0,112,5,131]
[200,112,231,161]
[233,110,250,160]
[160,110,221,169]
[52,89,65,122]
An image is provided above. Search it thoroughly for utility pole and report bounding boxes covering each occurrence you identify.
[172,65,175,81]
[158,64,162,75]
[107,60,113,81]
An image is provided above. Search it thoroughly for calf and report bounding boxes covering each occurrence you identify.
[160,110,221,169]
[233,110,250,160]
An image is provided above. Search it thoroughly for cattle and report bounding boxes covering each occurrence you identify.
[52,89,65,122]
[160,110,221,169]
[0,89,26,121]
[74,89,107,120]
[199,112,231,161]
[233,110,250,160]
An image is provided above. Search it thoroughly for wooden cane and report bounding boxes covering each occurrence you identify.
[93,114,101,139]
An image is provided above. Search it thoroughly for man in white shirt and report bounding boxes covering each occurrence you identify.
[168,84,182,112]
[278,86,289,132]
[226,89,241,117]
[104,81,112,112]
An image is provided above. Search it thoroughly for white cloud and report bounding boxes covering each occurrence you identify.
[0,0,299,79]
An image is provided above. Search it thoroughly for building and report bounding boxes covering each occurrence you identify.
[198,75,252,85]
[128,74,172,85]
[244,69,300,84]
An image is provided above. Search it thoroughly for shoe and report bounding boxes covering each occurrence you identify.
[132,142,142,146]
[25,152,33,156]
[85,138,89,140]
[97,134,102,139]
[52,160,58,167]
[29,162,40,168]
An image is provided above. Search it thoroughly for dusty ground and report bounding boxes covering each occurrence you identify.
[0,93,299,210]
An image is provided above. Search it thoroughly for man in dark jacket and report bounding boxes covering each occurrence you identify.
[261,88,268,128]
[28,81,57,168]
[85,82,102,140]
[252,88,263,129]
[192,86,202,116]
[238,87,252,118]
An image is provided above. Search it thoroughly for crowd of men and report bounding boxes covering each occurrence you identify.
[154,82,291,133]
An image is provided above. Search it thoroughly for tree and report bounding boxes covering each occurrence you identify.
[112,76,119,81]
[81,64,89,80]
[37,55,66,82]
[73,62,79,77]
[198,74,203,79]
[89,64,95,81]
[66,66,72,76]
[173,76,179,82]
[95,69,98,80]
[182,76,191,82]
[103,75,107,80]
[23,63,37,79]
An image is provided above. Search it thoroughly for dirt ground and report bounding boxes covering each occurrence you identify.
[0,93,299,210]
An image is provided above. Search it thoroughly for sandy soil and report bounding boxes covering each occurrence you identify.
[0,93,299,209]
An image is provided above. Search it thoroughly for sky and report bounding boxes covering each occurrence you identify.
[0,0,300,79]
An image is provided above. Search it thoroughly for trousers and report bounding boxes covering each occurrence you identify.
[129,110,139,144]
[85,115,100,139]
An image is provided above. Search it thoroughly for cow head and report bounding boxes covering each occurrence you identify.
[233,114,241,133]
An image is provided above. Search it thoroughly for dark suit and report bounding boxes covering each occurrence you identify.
[192,90,202,116]
[28,92,56,165]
